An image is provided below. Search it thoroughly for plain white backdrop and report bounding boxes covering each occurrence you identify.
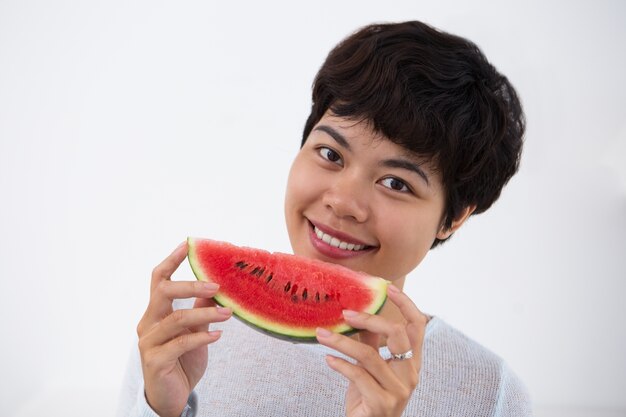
[1,1,625,416]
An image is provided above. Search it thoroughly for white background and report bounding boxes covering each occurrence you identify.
[1,1,625,416]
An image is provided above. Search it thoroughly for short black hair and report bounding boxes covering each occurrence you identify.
[302,21,525,247]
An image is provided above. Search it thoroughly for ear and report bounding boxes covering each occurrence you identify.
[436,205,477,240]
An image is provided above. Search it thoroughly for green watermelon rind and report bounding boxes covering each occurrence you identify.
[212,280,388,343]
[186,237,389,343]
[212,295,379,344]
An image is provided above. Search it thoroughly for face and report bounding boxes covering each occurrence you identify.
[284,112,454,283]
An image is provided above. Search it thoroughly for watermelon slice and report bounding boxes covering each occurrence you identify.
[187,237,389,342]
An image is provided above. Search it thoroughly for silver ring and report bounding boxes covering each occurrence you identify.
[391,349,414,361]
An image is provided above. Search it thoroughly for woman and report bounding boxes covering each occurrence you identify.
[118,20,531,417]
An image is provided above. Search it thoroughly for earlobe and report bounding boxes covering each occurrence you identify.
[436,205,477,240]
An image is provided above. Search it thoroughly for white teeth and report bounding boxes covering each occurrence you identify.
[313,226,367,251]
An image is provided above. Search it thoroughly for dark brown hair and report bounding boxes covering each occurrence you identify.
[301,21,525,247]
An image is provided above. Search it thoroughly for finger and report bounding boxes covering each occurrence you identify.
[142,280,220,331]
[145,330,223,370]
[324,355,387,408]
[150,241,189,294]
[343,310,411,352]
[316,328,402,392]
[193,296,216,309]
[190,296,217,332]
[341,310,417,382]
[358,329,380,354]
[386,285,428,360]
[141,306,232,349]
[153,280,220,304]
[386,285,427,326]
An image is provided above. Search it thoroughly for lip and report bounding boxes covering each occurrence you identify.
[307,219,376,259]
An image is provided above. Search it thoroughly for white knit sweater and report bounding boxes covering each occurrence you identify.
[117,301,532,417]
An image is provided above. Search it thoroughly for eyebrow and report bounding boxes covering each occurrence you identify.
[381,159,430,186]
[313,125,351,150]
[313,124,430,186]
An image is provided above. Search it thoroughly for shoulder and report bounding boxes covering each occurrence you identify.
[410,317,532,416]
[424,316,503,365]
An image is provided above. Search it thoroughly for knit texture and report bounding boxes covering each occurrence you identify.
[117,300,532,417]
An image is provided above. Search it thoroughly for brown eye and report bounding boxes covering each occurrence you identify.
[318,147,343,165]
[380,177,410,193]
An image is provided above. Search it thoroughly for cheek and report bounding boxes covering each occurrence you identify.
[285,157,319,218]
[380,210,441,269]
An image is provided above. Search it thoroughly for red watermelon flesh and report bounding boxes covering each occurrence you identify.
[187,237,389,342]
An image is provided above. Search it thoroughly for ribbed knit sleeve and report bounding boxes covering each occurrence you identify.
[494,362,533,416]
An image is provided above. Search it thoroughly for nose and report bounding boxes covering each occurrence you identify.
[322,172,370,223]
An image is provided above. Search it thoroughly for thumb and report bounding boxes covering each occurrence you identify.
[193,296,216,309]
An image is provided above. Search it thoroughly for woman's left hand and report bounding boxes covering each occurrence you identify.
[315,284,427,417]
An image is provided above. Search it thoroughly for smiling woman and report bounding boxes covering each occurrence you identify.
[118,20,530,417]
[302,22,523,250]
[285,112,456,281]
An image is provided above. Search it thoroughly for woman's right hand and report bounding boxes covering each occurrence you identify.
[136,242,232,417]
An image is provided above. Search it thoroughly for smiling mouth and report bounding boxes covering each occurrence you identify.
[311,224,373,252]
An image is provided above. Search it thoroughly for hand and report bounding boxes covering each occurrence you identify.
[136,242,232,417]
[315,285,427,417]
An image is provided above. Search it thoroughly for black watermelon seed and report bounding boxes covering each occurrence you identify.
[235,261,248,269]
[315,292,320,303]
[302,289,308,300]
[256,267,265,277]
[291,294,299,303]
[284,281,291,292]
[324,294,330,302]
[250,266,260,275]
[266,273,273,283]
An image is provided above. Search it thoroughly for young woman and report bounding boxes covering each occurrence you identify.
[118,21,530,417]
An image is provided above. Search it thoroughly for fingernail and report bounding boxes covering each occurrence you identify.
[388,285,400,293]
[217,306,231,315]
[202,282,219,291]
[316,327,333,338]
[342,309,358,317]
[208,330,222,338]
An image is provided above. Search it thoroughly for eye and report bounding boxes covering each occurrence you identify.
[318,146,343,166]
[379,177,411,193]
